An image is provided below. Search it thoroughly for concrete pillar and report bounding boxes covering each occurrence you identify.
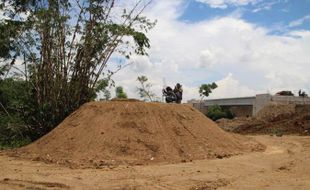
[253,94,272,116]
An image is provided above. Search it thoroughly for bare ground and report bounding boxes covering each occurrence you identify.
[15,101,259,168]
[0,135,310,190]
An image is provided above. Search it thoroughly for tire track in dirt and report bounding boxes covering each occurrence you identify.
[0,178,70,190]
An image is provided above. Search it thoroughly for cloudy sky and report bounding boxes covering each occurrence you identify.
[1,1,309,102]
[110,0,310,101]
[2,0,309,102]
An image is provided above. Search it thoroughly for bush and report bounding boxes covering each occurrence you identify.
[206,105,235,121]
[225,109,235,119]
[0,78,32,148]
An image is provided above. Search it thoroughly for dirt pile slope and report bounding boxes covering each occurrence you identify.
[217,104,310,135]
[11,101,262,168]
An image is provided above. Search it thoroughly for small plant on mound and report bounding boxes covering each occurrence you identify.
[115,86,128,99]
[136,75,158,102]
[207,105,235,121]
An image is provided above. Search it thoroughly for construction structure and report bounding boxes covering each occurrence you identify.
[190,94,310,117]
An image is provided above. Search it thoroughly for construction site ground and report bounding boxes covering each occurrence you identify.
[1,135,310,190]
[1,101,310,189]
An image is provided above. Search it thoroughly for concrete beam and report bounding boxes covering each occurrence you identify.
[202,96,256,106]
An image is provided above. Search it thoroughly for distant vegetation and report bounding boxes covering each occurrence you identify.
[0,0,154,147]
[206,105,235,121]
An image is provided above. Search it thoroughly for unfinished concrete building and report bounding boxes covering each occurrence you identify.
[190,94,310,117]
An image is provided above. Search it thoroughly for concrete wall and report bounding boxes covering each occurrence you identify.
[253,94,310,115]
[271,95,310,105]
[253,94,272,115]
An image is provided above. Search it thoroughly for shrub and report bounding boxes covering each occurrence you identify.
[206,105,235,121]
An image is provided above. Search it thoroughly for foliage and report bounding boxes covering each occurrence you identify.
[206,105,235,121]
[0,78,31,147]
[115,86,127,99]
[0,0,155,139]
[199,82,218,99]
[95,79,111,100]
[136,75,157,101]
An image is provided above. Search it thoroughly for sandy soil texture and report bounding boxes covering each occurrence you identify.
[11,101,262,168]
[1,135,310,190]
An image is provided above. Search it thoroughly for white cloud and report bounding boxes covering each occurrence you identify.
[252,1,278,12]
[289,15,310,28]
[195,0,260,9]
[209,73,261,98]
[107,0,310,101]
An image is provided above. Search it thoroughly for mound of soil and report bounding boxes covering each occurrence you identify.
[10,101,262,168]
[217,105,310,135]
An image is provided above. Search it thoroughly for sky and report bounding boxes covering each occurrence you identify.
[109,0,310,101]
[2,0,309,101]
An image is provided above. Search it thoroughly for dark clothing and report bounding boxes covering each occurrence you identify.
[173,86,183,104]
[163,84,183,104]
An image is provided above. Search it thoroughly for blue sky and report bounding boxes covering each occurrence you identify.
[180,0,310,32]
[111,0,310,101]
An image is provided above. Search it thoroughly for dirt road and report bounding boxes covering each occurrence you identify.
[0,135,310,190]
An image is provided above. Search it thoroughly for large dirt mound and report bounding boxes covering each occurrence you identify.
[11,101,262,168]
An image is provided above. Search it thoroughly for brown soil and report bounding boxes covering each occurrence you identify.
[8,101,262,168]
[1,135,310,190]
[217,104,310,135]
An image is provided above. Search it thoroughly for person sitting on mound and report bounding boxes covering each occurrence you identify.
[174,83,183,104]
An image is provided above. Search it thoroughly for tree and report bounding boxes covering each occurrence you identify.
[0,0,155,138]
[137,75,157,101]
[115,86,127,99]
[199,82,218,100]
